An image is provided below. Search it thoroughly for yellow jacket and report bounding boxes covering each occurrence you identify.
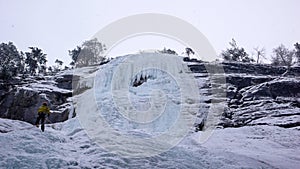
[38,105,50,114]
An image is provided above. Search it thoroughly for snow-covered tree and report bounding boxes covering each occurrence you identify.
[18,51,25,74]
[69,46,81,65]
[48,66,53,73]
[64,66,69,70]
[55,59,63,71]
[69,38,107,67]
[159,47,178,55]
[0,42,22,80]
[271,44,294,67]
[25,47,47,75]
[185,47,195,57]
[221,39,253,62]
[294,42,300,63]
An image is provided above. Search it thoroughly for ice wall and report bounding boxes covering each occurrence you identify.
[78,53,200,157]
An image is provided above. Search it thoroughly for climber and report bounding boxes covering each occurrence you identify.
[35,102,50,132]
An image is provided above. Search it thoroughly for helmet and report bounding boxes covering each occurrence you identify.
[42,102,48,106]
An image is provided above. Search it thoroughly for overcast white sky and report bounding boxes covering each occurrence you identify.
[0,0,299,65]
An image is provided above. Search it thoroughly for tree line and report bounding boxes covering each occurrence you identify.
[0,38,107,80]
[1,37,299,80]
[221,38,300,66]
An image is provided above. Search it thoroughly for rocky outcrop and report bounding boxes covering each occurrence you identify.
[188,60,300,76]
[55,74,74,90]
[185,58,300,130]
[0,65,101,124]
[220,78,300,128]
[0,75,73,124]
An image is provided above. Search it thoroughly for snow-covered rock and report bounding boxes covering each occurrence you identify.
[186,60,300,129]
[0,74,74,124]
[0,63,105,124]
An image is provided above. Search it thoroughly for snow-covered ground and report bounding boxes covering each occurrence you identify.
[1,117,299,168]
[1,54,299,168]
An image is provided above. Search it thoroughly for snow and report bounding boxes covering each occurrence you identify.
[19,83,71,94]
[58,65,98,77]
[1,53,299,168]
[200,126,300,169]
[1,117,299,168]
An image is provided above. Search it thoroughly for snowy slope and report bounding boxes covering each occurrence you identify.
[1,117,300,168]
[1,54,300,168]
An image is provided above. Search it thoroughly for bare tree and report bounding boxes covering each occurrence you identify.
[294,42,300,63]
[253,47,266,64]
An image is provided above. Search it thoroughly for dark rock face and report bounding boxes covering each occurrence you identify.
[189,61,300,76]
[240,79,300,101]
[55,74,80,90]
[221,78,300,128]
[226,75,275,90]
[187,60,300,130]
[0,75,73,124]
[0,65,100,124]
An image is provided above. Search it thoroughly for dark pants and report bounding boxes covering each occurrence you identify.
[35,113,46,132]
